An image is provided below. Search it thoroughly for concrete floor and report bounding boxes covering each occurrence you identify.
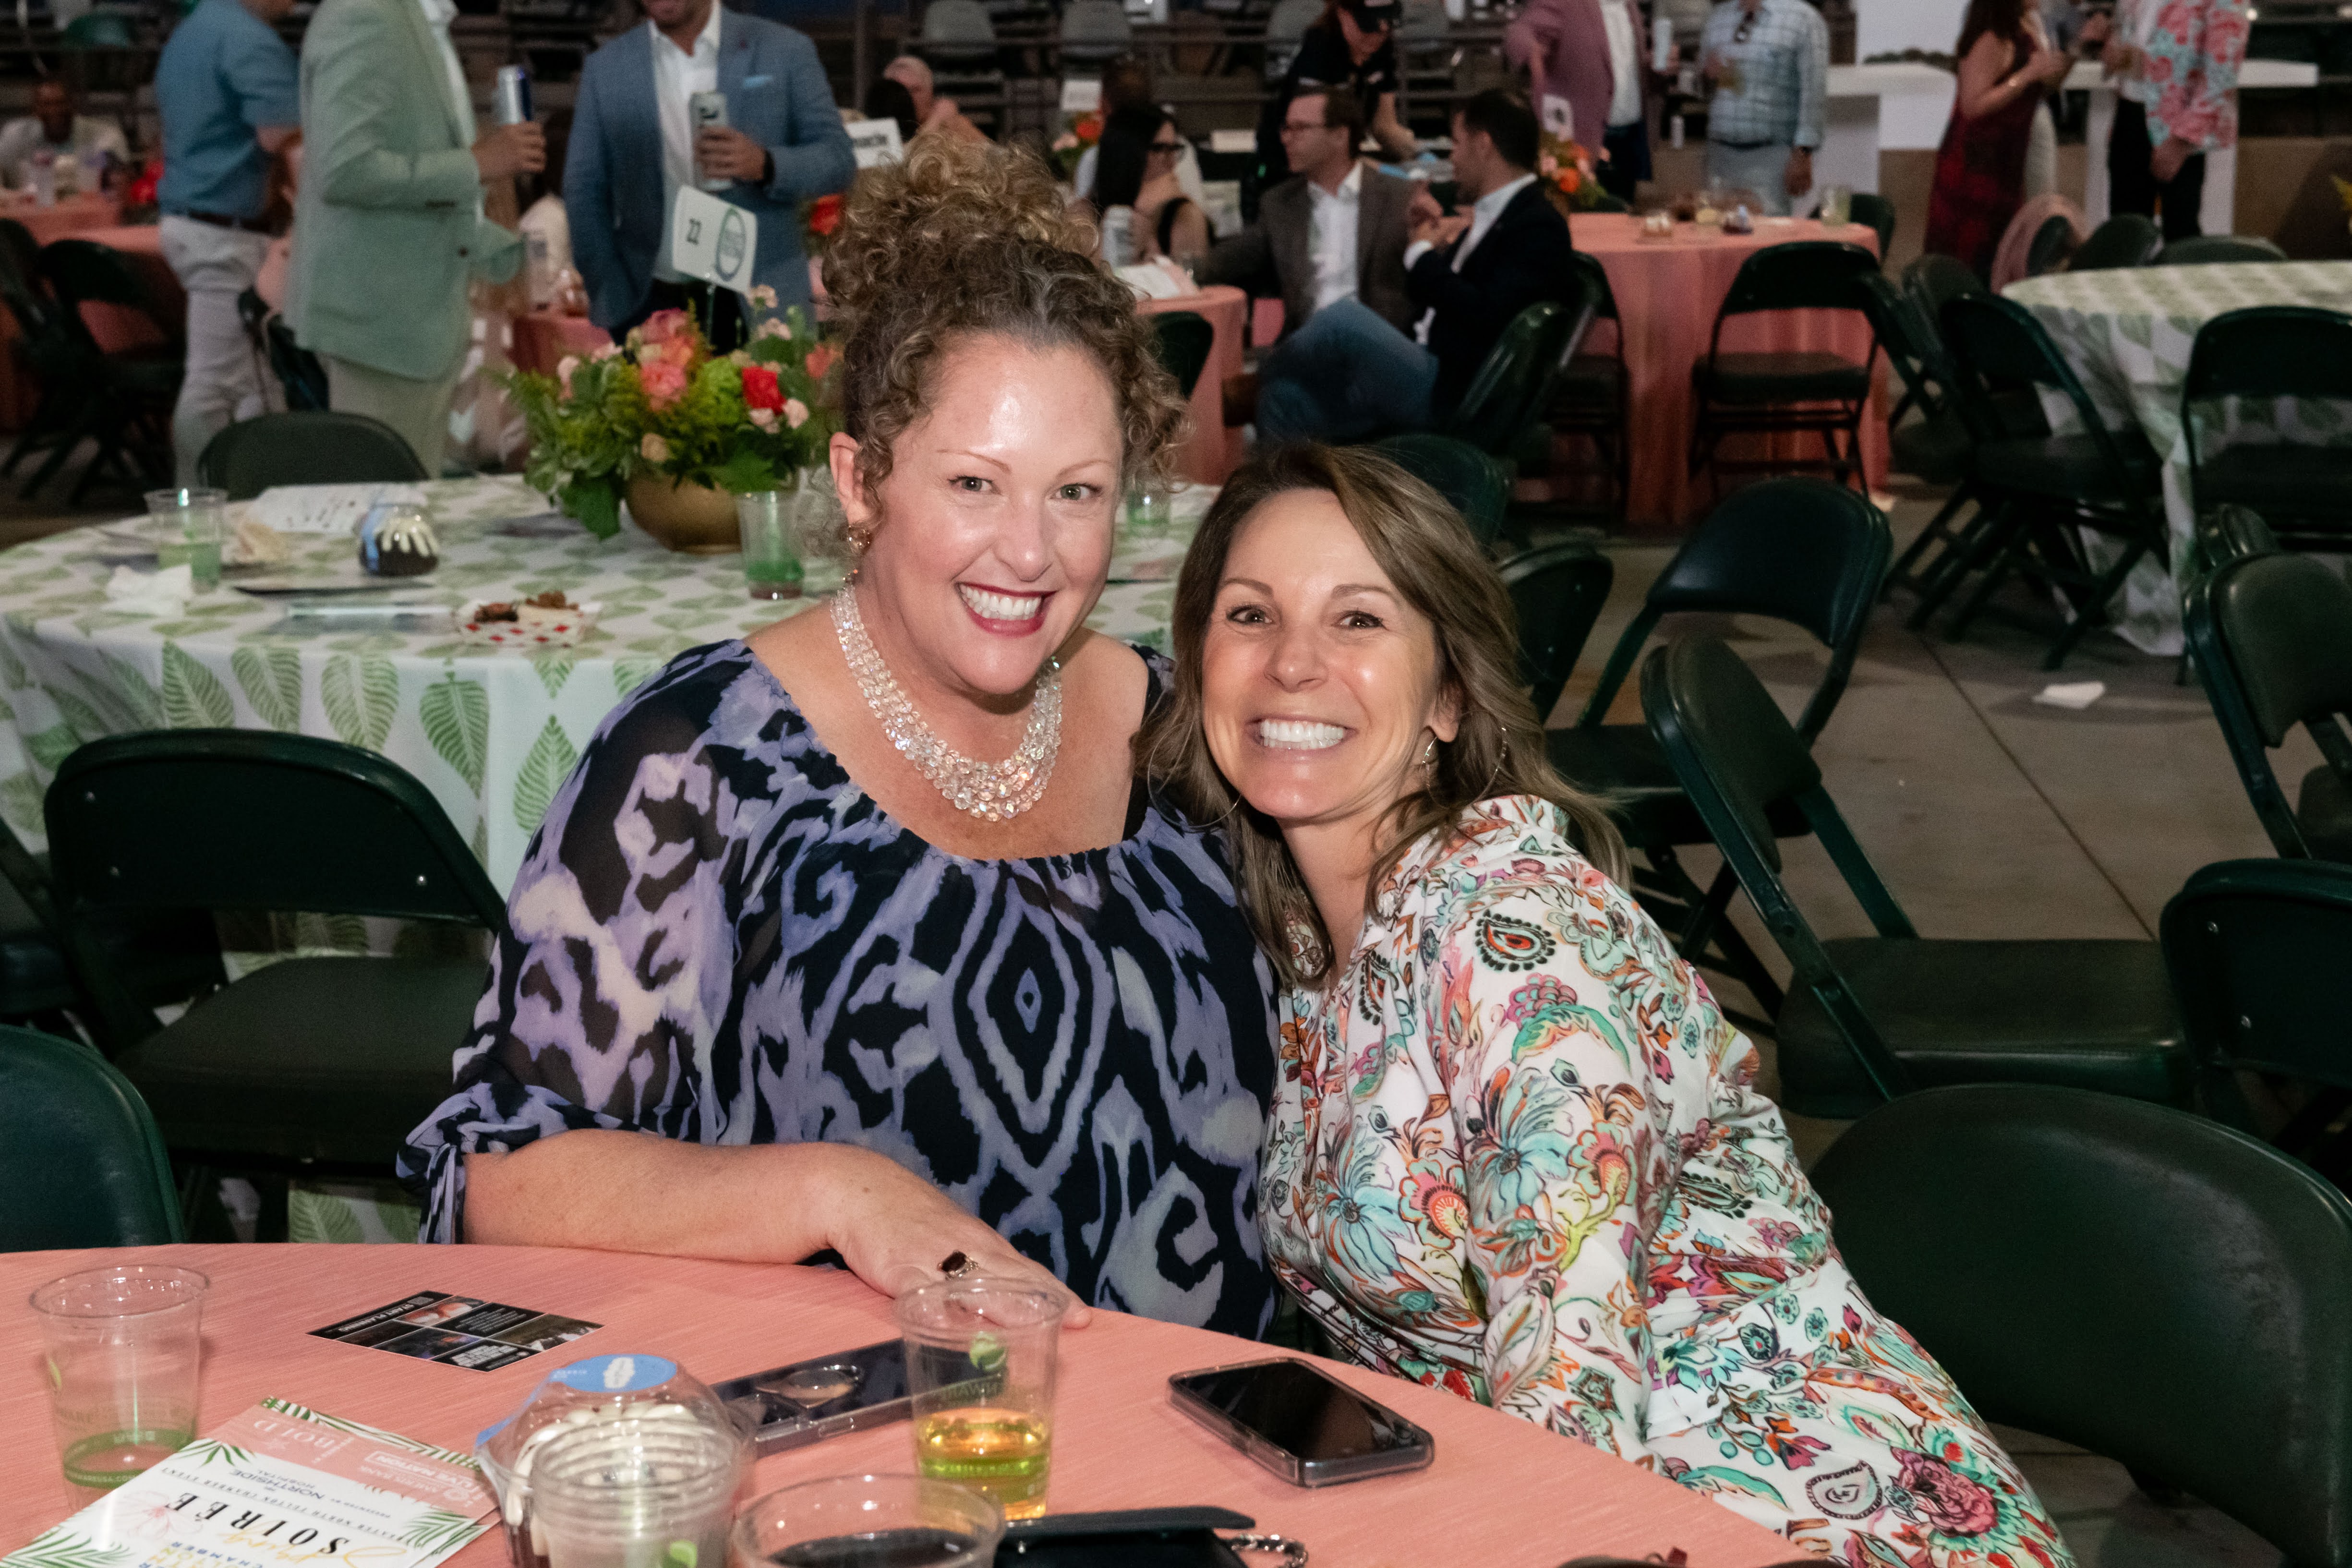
[1551,482,2299,1568]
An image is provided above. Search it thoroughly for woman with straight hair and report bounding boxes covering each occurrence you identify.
[1139,444,2071,1560]
[1091,103,1210,265]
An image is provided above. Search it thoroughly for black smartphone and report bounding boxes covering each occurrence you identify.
[712,1339,917,1453]
[1167,1357,1435,1487]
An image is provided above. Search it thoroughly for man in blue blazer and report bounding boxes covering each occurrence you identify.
[567,0,853,347]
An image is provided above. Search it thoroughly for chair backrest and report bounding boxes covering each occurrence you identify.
[1846,190,1896,264]
[1375,432,1510,548]
[1396,0,1448,42]
[921,0,997,45]
[2184,551,2352,859]
[2183,308,2352,499]
[1900,251,1986,327]
[2164,857,2352,1099]
[1264,0,1319,44]
[1811,1083,2352,1568]
[0,1025,183,1248]
[1440,297,1589,458]
[2024,212,2077,276]
[40,238,160,314]
[1567,249,1618,323]
[1496,543,1612,723]
[61,12,134,46]
[2068,212,2163,271]
[196,410,428,499]
[1148,310,1216,401]
[1576,475,1890,737]
[1713,239,1881,321]
[1059,0,1131,46]
[2192,503,2282,574]
[1855,271,1945,418]
[2157,233,2289,265]
[1939,292,2156,508]
[1640,635,1916,1101]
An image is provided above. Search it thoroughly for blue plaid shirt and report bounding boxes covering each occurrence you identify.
[1701,0,1827,150]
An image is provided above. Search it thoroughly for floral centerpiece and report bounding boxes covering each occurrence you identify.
[1050,112,1102,182]
[505,287,840,547]
[1536,133,1606,215]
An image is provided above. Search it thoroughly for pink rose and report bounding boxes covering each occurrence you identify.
[591,341,622,361]
[640,308,693,346]
[639,432,671,462]
[784,398,809,430]
[748,407,779,432]
[754,316,792,341]
[748,283,778,310]
[640,359,689,409]
[556,355,579,394]
[1894,1450,1998,1535]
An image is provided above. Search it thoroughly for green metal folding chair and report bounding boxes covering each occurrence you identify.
[1846,190,1896,265]
[2068,213,2163,271]
[1813,1083,2352,1568]
[2157,234,2288,265]
[1148,310,1217,401]
[1688,241,1882,491]
[1438,293,1592,462]
[195,410,429,501]
[1375,432,1510,548]
[0,1025,183,1248]
[1496,542,1611,725]
[2183,306,2352,552]
[1644,634,2189,1117]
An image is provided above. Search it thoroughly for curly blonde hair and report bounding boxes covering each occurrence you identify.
[816,136,1188,555]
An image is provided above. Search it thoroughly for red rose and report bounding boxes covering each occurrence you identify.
[808,193,843,237]
[740,363,785,412]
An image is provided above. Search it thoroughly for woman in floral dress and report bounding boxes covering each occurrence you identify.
[1138,444,2072,1565]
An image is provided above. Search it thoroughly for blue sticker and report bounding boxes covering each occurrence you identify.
[549,1353,677,1394]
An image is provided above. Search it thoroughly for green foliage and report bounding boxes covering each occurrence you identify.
[503,304,837,541]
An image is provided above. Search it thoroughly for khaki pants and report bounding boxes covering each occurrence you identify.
[159,215,276,485]
[322,354,462,476]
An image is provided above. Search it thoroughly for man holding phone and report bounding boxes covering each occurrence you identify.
[2102,0,2248,239]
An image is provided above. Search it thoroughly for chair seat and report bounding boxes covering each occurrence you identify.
[1889,409,1971,486]
[2196,445,2352,522]
[1696,351,1871,406]
[1548,724,1807,850]
[1776,937,2191,1119]
[104,354,184,398]
[1551,354,1624,410]
[1971,430,2161,506]
[2300,763,2352,863]
[114,953,485,1169]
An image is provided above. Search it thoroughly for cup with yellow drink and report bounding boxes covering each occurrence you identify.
[898,1279,1065,1521]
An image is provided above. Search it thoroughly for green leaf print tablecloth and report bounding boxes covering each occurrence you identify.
[0,474,1197,889]
[2002,261,2352,655]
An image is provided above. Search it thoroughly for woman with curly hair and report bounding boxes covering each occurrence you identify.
[400,136,1282,1338]
[1139,444,2071,1560]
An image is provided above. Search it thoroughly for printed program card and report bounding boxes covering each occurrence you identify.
[311,1290,601,1371]
[6,1399,495,1568]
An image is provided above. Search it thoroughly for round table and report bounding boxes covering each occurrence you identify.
[0,1244,1794,1565]
[0,476,1202,890]
[2004,259,2352,656]
[1564,213,1891,530]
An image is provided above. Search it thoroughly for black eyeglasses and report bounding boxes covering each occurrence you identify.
[1149,140,1183,153]
[1732,11,1757,43]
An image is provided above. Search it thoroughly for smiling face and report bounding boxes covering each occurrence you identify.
[832,333,1122,706]
[1200,489,1458,841]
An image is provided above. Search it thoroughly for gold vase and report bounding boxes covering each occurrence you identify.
[625,474,741,555]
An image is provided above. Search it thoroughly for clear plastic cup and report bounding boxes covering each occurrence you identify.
[733,1473,1003,1568]
[146,486,227,589]
[1123,483,1171,537]
[1820,184,1852,229]
[737,489,805,602]
[897,1279,1064,1521]
[529,1414,744,1568]
[30,1264,208,1499]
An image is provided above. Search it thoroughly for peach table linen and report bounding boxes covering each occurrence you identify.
[1568,213,1889,530]
[0,1244,1794,1566]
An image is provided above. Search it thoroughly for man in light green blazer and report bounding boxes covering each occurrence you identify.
[288,0,543,473]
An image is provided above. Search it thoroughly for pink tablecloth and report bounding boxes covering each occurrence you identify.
[1568,213,1889,529]
[5,193,121,246]
[1141,283,1246,486]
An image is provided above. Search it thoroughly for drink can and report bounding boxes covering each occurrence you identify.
[495,63,533,126]
[690,90,731,190]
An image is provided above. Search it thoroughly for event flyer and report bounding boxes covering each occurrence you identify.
[5,1399,496,1568]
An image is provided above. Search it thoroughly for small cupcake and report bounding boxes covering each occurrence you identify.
[358,504,440,577]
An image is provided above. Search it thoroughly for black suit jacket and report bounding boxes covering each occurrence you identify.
[1406,180,1579,418]
[1198,164,1417,338]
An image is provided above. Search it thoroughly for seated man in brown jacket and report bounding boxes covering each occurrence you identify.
[1198,87,1415,342]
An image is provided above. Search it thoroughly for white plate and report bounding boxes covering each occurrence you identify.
[455,600,603,649]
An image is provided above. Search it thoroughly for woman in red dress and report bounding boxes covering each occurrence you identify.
[1924,0,2082,279]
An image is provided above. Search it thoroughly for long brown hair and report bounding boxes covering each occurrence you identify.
[1955,0,2033,61]
[1135,444,1626,989]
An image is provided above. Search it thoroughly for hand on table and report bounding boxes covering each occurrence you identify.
[820,1144,1094,1327]
[1783,146,1813,199]
[473,121,545,181]
[696,126,771,185]
[1412,211,1471,249]
[2150,134,2196,183]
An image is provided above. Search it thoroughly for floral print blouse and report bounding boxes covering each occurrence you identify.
[1262,796,2073,1564]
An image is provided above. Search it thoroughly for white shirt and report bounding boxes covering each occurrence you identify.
[1601,0,1643,128]
[415,0,474,144]
[1408,172,1539,344]
[652,6,723,195]
[1307,160,1363,314]
[0,115,129,191]
[651,7,723,282]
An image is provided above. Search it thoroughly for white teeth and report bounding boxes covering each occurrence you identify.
[959,585,1045,621]
[1256,719,1346,750]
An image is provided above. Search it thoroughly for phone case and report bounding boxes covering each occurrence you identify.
[998,1508,1303,1567]
[1166,1358,1436,1487]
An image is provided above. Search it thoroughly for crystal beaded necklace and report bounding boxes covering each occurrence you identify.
[832,588,1062,822]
